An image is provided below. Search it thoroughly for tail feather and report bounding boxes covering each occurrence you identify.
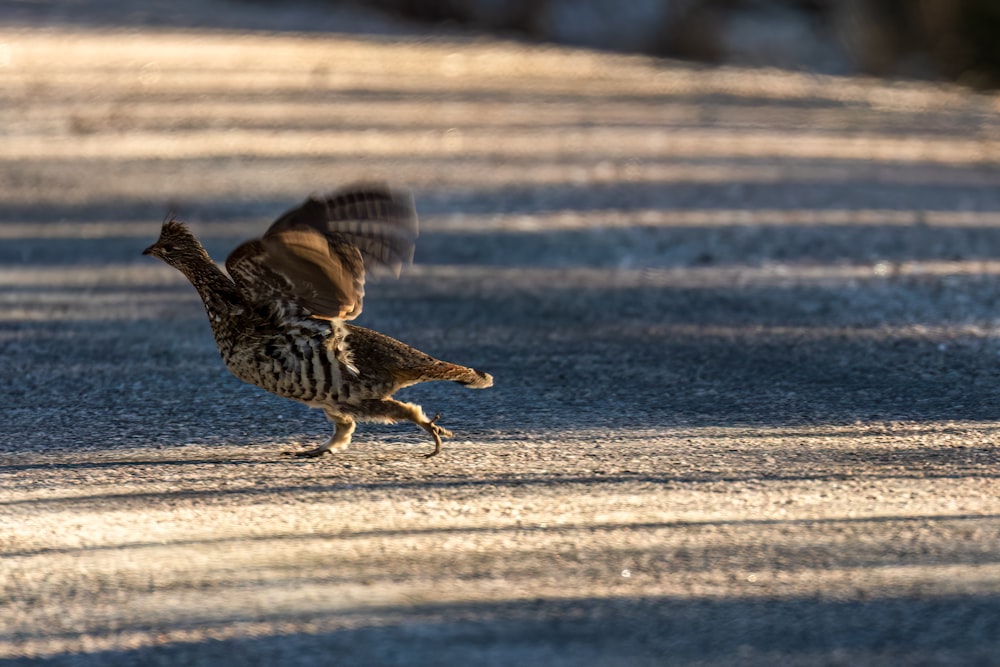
[423,361,493,388]
[459,368,494,389]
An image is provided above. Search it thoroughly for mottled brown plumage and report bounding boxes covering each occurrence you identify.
[143,184,493,458]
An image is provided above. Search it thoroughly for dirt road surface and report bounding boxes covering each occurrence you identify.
[2,9,1000,666]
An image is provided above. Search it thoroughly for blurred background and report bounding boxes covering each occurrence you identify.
[346,0,1000,87]
[4,0,1000,86]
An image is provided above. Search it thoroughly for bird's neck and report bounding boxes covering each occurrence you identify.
[177,253,244,321]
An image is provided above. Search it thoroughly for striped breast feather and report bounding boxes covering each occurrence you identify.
[264,184,418,278]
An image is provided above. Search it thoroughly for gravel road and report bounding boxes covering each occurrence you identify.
[1,7,1000,665]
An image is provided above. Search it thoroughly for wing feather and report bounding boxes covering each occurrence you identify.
[265,184,418,277]
[225,184,417,322]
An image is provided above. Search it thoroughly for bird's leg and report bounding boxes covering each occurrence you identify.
[358,399,452,458]
[288,414,356,458]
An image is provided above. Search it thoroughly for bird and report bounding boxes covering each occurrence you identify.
[142,184,493,458]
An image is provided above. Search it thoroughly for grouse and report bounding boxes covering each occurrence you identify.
[143,184,493,458]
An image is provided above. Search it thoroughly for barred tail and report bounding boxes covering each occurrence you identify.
[423,361,493,388]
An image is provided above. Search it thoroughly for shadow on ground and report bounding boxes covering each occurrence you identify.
[4,235,1000,453]
[8,593,1000,666]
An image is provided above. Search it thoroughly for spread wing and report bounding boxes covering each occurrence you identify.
[265,184,418,276]
[225,185,418,321]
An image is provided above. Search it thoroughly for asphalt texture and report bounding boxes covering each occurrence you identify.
[2,9,1000,667]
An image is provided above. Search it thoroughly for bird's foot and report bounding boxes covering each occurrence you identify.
[283,443,338,458]
[421,414,452,458]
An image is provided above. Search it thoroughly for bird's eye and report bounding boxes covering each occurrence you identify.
[160,243,175,254]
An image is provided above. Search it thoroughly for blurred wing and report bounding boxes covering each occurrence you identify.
[265,184,418,278]
[226,228,366,321]
[226,185,418,322]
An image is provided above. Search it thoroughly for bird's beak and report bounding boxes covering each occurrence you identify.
[141,245,154,256]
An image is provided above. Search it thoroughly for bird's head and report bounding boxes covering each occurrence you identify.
[142,220,210,269]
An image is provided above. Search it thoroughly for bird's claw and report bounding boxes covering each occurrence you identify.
[428,413,454,439]
[421,414,452,458]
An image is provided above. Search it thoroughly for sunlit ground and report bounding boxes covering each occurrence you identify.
[1,23,1000,665]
